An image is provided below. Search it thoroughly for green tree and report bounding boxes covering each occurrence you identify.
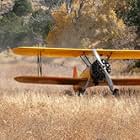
[116,0,140,26]
[44,0,64,9]
[0,12,35,49]
[116,0,140,67]
[29,10,53,42]
[13,0,32,17]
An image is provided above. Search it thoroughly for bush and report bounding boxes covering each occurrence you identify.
[13,0,32,17]
[116,0,140,26]
[0,12,35,49]
[44,0,64,9]
[0,12,27,32]
[135,61,140,68]
[29,10,53,39]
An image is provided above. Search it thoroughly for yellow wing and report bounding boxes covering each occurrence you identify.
[12,46,140,59]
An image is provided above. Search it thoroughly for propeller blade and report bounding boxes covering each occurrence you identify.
[93,49,104,66]
[104,69,114,92]
[92,49,115,93]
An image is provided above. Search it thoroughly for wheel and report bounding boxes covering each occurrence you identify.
[77,89,86,96]
[113,88,119,96]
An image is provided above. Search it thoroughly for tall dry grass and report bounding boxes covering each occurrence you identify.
[0,90,139,140]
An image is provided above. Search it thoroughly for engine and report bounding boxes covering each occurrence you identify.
[91,59,111,84]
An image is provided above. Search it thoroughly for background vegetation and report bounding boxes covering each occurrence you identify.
[0,0,139,66]
[0,0,54,49]
[13,0,32,16]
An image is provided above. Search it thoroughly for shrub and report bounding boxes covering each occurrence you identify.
[0,12,34,49]
[13,0,32,17]
[135,61,140,68]
[29,10,53,39]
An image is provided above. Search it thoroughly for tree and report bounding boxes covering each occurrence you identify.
[29,10,53,43]
[44,0,64,10]
[115,0,140,68]
[116,0,140,26]
[0,12,34,49]
[13,0,32,17]
[117,0,140,67]
[46,0,126,48]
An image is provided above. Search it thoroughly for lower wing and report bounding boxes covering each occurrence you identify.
[112,78,140,85]
[14,76,87,85]
[14,76,140,86]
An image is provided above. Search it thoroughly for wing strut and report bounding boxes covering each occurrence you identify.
[37,50,42,76]
[80,55,91,67]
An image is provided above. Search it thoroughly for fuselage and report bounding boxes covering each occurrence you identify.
[73,67,93,92]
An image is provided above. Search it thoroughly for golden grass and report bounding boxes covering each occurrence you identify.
[0,90,139,140]
[0,53,140,140]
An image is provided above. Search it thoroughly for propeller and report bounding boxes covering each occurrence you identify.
[92,49,115,93]
[79,49,118,96]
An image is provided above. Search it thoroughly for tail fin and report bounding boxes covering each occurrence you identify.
[73,66,78,78]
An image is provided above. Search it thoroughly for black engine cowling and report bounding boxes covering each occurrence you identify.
[91,59,111,84]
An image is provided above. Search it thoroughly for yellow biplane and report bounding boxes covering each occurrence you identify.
[12,47,140,95]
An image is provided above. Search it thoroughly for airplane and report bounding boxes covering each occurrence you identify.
[12,46,140,96]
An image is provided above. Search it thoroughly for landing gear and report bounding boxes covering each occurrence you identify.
[77,89,86,96]
[112,88,119,96]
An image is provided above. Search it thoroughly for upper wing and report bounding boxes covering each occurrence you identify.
[12,46,140,59]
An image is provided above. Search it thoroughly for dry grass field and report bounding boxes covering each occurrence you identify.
[0,51,140,140]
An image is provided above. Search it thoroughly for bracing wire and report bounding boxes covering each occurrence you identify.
[80,55,91,67]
